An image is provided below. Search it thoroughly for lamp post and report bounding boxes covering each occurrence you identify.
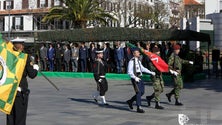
[6,0,12,40]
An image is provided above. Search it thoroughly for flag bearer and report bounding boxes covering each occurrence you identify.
[146,47,165,109]
[7,38,39,125]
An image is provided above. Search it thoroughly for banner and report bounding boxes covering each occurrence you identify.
[126,43,169,72]
[0,35,27,114]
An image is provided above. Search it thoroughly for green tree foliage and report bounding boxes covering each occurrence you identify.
[42,0,118,28]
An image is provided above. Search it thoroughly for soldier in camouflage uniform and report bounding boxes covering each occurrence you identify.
[166,44,193,106]
[146,47,164,109]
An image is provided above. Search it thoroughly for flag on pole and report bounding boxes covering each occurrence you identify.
[126,43,169,72]
[0,34,27,114]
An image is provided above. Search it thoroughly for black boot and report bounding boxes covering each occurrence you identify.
[166,89,175,102]
[175,99,183,106]
[155,101,164,109]
[137,106,145,113]
[146,93,154,107]
[126,100,133,109]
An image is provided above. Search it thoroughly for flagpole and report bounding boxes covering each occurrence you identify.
[39,71,60,91]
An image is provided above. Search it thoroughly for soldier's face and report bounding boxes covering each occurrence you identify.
[98,53,103,58]
[174,49,180,54]
[13,43,24,52]
[133,51,140,58]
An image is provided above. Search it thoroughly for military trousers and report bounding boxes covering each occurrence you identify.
[173,75,183,99]
[129,78,145,107]
[97,78,108,96]
[153,78,164,102]
[7,91,29,125]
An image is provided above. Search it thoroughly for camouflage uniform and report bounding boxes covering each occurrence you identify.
[168,53,189,99]
[149,62,164,102]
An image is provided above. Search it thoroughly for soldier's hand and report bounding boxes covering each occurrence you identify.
[151,72,156,76]
[98,79,103,83]
[174,71,179,76]
[135,77,141,82]
[189,61,194,65]
[33,64,39,71]
[170,70,178,76]
[169,70,174,74]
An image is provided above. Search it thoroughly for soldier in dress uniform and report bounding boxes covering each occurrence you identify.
[126,48,155,113]
[7,38,39,125]
[92,49,109,105]
[146,47,164,109]
[166,44,193,106]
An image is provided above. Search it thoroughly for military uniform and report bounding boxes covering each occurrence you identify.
[7,38,38,125]
[166,45,191,106]
[145,47,164,109]
[92,50,108,105]
[126,48,155,113]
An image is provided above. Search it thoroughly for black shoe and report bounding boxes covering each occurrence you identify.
[94,99,98,103]
[137,108,145,113]
[175,101,183,106]
[155,102,164,109]
[166,93,171,102]
[146,96,151,107]
[104,103,109,106]
[126,100,133,110]
[155,104,164,109]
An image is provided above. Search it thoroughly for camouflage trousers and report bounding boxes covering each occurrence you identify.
[153,78,164,102]
[173,75,183,99]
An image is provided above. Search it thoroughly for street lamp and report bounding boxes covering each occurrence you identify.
[6,0,12,40]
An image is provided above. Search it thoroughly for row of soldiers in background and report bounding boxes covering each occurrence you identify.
[37,41,177,73]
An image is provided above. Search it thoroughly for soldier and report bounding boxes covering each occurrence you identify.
[92,49,109,105]
[126,48,155,113]
[146,47,164,109]
[166,44,193,106]
[7,38,39,125]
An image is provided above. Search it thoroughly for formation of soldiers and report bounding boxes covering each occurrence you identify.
[92,42,194,113]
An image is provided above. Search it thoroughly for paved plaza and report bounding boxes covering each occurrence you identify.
[1,76,222,125]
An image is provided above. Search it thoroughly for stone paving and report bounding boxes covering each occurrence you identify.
[1,76,222,125]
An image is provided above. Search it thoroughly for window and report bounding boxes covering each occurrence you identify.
[4,1,13,10]
[12,17,23,30]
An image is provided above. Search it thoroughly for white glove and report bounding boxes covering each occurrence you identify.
[151,72,156,76]
[174,71,179,76]
[98,79,102,83]
[189,61,194,65]
[169,69,178,76]
[33,64,39,71]
[135,77,141,82]
[169,69,174,74]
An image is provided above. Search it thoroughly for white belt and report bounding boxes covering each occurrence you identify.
[100,76,105,78]
[17,87,22,92]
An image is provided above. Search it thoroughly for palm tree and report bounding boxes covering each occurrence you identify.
[42,0,118,28]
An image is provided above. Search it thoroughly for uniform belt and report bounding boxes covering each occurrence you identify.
[17,87,22,92]
[100,76,105,78]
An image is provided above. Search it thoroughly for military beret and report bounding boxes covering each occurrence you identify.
[173,45,181,50]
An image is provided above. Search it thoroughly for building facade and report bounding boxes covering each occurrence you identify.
[0,0,155,41]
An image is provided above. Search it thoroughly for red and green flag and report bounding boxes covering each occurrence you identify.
[0,34,27,114]
[126,43,169,72]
